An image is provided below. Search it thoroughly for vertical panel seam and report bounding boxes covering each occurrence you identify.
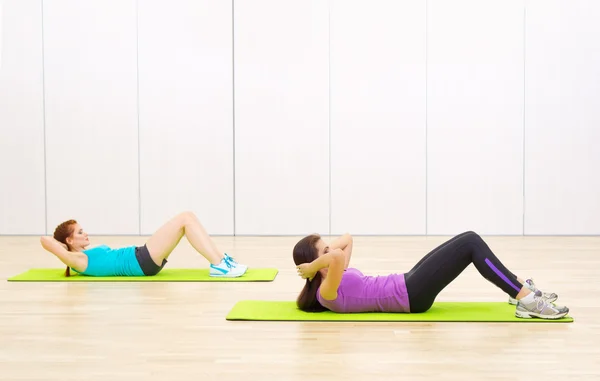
[328,0,332,237]
[523,1,527,236]
[232,0,237,236]
[41,0,48,235]
[425,0,429,236]
[136,0,141,235]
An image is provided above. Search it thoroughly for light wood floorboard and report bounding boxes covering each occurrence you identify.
[1,235,599,380]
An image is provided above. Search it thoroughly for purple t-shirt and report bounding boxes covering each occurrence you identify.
[317,268,411,313]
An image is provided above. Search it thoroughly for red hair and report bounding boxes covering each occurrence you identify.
[53,219,77,277]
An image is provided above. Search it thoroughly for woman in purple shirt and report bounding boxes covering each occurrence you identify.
[294,231,569,320]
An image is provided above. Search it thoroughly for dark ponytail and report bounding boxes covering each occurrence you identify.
[293,234,327,312]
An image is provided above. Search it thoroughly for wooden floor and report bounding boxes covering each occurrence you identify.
[1,235,599,380]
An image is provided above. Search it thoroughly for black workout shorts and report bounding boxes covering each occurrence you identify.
[135,244,167,276]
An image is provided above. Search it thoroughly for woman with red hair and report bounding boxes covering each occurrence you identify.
[41,211,246,278]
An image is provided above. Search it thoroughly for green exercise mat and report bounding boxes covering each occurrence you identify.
[7,268,278,282]
[226,301,573,322]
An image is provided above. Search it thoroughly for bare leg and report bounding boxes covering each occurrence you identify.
[515,287,532,299]
[145,211,224,266]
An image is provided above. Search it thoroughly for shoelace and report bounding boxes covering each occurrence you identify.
[528,279,557,300]
[224,255,238,266]
[534,292,559,313]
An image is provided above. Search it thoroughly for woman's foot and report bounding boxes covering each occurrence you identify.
[224,253,248,272]
[515,290,569,319]
[209,256,247,277]
[509,278,558,305]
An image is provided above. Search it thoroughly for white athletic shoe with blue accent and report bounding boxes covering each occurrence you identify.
[224,253,247,272]
[210,257,247,277]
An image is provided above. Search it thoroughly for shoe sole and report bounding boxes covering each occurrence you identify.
[515,309,568,320]
[209,269,248,278]
[210,273,245,278]
[508,296,557,306]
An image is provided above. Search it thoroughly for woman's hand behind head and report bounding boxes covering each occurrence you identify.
[296,263,316,281]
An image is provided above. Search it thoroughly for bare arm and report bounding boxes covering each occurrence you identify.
[297,249,346,301]
[40,236,81,269]
[328,233,353,269]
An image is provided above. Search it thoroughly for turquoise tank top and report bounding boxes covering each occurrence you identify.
[73,245,145,276]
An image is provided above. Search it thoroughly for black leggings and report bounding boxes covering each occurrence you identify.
[404,231,523,313]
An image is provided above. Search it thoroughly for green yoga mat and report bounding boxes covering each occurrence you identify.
[226,301,573,322]
[7,268,278,282]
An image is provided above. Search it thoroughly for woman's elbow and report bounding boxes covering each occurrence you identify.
[40,236,54,250]
[331,250,345,264]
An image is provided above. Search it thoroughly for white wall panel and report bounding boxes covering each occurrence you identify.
[234,0,329,235]
[0,0,45,234]
[44,0,139,235]
[138,0,234,235]
[427,0,525,235]
[330,0,426,235]
[524,0,600,235]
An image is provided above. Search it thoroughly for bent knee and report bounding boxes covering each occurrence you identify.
[462,231,482,240]
[178,211,197,224]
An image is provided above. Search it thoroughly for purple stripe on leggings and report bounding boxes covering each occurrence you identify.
[484,258,522,293]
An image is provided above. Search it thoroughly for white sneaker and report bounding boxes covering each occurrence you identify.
[224,253,248,272]
[210,258,247,277]
[508,278,558,305]
[515,291,569,320]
